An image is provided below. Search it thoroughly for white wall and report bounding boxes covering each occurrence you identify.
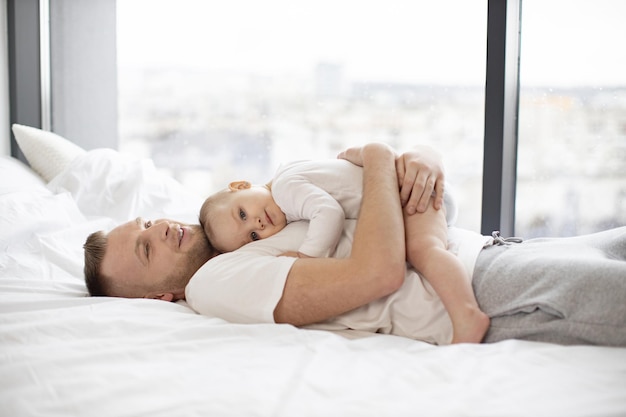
[51,0,118,150]
[0,0,9,156]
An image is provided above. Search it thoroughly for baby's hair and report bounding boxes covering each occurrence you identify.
[199,188,233,250]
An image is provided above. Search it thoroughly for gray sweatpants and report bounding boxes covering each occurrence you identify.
[472,227,626,346]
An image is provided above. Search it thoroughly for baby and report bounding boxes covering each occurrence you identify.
[200,156,489,343]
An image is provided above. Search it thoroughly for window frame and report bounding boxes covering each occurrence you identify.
[7,0,44,162]
[481,0,521,236]
[7,0,522,234]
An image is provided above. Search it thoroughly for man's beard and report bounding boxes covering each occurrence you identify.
[165,225,213,290]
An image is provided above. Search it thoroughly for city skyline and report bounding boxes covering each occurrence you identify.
[118,65,626,236]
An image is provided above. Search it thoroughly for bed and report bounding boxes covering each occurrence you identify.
[2,125,625,417]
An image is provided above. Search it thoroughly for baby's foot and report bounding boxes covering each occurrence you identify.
[451,310,490,344]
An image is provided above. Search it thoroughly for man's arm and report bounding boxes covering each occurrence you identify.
[340,144,445,214]
[274,143,407,326]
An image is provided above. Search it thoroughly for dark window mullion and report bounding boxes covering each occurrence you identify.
[7,0,42,161]
[481,0,522,236]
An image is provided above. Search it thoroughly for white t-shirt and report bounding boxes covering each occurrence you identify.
[271,159,458,258]
[185,221,490,345]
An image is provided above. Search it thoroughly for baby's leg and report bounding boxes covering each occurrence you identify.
[404,200,489,343]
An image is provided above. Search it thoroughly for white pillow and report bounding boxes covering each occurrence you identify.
[12,124,86,182]
[0,155,94,285]
[0,155,48,196]
[11,123,203,225]
[48,148,204,225]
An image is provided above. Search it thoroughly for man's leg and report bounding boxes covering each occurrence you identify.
[472,227,626,346]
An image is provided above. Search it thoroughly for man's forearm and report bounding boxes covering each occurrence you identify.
[274,143,406,326]
[350,144,406,282]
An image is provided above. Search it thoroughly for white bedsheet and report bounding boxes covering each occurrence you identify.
[1,152,625,417]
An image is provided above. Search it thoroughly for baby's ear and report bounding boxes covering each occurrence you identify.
[228,181,251,191]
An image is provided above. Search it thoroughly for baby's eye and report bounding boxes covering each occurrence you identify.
[239,209,247,220]
[251,231,259,241]
[144,220,152,228]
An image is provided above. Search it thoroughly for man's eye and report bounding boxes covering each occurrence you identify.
[145,243,150,259]
[251,231,259,241]
[239,209,246,220]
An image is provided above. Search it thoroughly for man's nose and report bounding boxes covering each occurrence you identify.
[149,220,171,239]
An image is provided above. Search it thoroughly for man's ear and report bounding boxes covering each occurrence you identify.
[228,181,251,191]
[148,292,175,302]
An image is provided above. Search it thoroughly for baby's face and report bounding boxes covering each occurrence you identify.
[205,186,288,252]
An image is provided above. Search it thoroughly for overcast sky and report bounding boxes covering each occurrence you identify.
[117,0,626,87]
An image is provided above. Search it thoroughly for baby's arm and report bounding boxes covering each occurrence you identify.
[273,177,346,258]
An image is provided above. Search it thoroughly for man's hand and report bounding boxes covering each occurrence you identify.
[396,145,445,214]
[339,143,445,214]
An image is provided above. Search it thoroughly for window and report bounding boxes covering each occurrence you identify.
[517,0,626,236]
[11,1,624,236]
[117,0,488,232]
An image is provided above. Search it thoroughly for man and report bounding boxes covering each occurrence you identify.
[85,143,626,346]
[84,142,440,301]
[83,217,215,300]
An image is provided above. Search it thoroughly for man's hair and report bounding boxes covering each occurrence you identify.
[83,231,110,296]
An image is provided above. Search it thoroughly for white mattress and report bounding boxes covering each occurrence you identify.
[1,151,625,417]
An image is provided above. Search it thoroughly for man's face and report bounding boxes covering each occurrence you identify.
[101,218,213,299]
[209,187,287,252]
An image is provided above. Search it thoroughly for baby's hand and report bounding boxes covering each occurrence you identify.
[278,251,313,258]
[338,143,396,168]
[278,251,300,258]
[337,146,365,166]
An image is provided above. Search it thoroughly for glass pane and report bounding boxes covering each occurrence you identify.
[117,0,487,231]
[517,0,626,237]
